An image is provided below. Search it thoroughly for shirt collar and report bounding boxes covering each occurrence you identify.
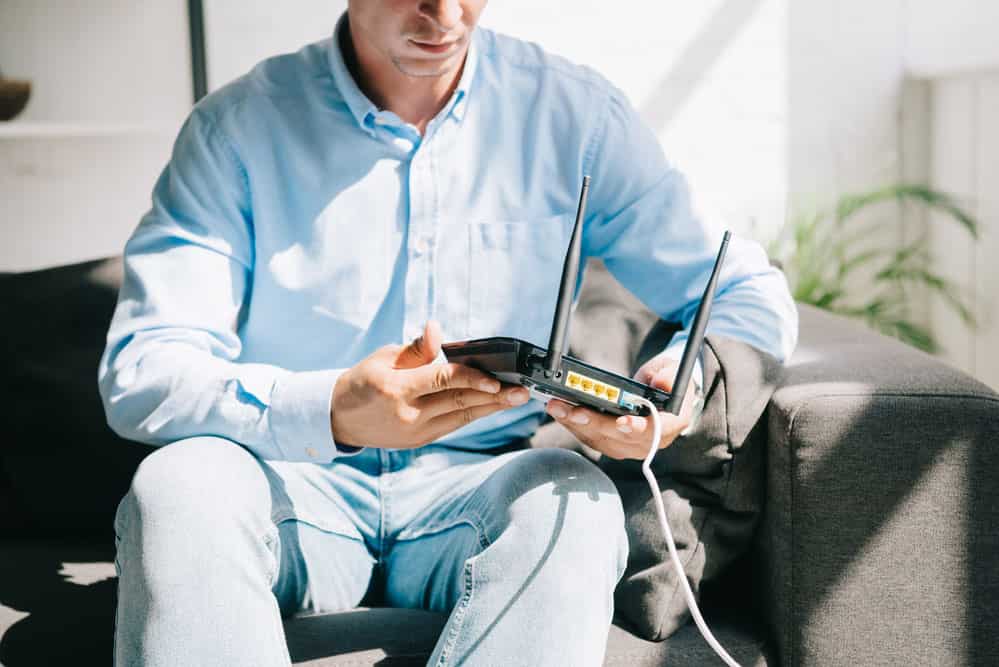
[447,30,478,122]
[327,13,478,132]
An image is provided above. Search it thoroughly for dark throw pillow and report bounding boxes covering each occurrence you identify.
[600,328,783,641]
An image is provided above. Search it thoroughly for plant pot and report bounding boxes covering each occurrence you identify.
[0,79,32,121]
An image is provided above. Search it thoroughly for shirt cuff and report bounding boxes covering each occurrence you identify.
[661,339,705,437]
[269,368,359,463]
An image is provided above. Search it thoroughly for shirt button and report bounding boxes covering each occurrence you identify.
[413,237,430,255]
[305,447,318,459]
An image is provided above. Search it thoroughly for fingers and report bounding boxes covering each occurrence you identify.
[546,400,619,447]
[546,402,631,459]
[404,361,501,398]
[394,320,444,369]
[545,399,689,460]
[415,386,529,420]
[614,412,688,441]
[423,402,510,442]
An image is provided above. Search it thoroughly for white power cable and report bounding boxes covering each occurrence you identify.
[633,396,741,667]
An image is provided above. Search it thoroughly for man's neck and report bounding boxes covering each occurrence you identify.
[341,16,467,135]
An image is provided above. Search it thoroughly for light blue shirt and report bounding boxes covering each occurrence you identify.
[99,21,798,464]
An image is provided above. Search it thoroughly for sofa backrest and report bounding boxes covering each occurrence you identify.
[0,257,153,539]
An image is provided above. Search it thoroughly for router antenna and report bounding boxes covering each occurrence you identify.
[666,230,731,415]
[544,175,590,378]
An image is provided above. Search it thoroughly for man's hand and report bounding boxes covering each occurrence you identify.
[544,353,697,460]
[331,321,529,448]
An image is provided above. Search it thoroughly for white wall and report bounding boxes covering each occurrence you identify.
[205,0,347,90]
[788,2,905,202]
[787,0,999,200]
[905,0,999,77]
[0,0,191,271]
[926,73,999,389]
[906,1,999,390]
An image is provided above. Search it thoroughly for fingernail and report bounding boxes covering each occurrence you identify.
[480,380,500,393]
[549,404,567,419]
[570,413,589,425]
[617,423,632,434]
[507,390,528,405]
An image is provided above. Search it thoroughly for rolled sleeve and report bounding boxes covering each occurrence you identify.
[269,368,360,463]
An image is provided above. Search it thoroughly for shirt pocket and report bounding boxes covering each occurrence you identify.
[267,211,398,333]
[467,214,573,344]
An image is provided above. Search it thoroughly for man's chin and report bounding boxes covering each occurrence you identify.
[391,53,464,79]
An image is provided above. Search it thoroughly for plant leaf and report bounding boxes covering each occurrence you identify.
[836,184,979,239]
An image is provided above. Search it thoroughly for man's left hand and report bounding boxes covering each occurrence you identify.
[544,355,696,460]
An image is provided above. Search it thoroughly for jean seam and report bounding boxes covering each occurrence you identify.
[434,556,476,667]
[392,513,492,548]
[430,514,490,667]
[377,449,388,566]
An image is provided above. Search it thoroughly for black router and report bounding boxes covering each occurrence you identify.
[443,176,731,417]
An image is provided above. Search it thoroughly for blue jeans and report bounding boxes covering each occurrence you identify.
[113,436,629,666]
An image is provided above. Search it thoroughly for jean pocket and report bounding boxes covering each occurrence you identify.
[467,214,572,343]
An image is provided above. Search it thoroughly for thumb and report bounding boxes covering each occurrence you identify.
[635,355,678,390]
[394,320,443,369]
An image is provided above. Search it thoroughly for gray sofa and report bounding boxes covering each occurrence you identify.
[1,257,997,666]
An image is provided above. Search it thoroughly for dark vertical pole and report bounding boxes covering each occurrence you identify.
[188,0,208,102]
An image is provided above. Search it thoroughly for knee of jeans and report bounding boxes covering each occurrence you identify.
[507,448,620,507]
[124,436,271,533]
[505,449,628,571]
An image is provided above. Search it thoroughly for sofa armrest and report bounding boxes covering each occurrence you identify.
[757,304,999,666]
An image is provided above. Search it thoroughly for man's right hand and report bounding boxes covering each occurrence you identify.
[331,321,529,448]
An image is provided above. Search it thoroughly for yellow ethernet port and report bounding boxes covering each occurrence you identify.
[565,371,622,404]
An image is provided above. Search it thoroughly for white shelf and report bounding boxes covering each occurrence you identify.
[0,121,175,139]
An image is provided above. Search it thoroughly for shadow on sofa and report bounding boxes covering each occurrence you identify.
[0,543,117,665]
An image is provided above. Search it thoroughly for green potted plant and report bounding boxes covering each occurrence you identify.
[769,184,979,352]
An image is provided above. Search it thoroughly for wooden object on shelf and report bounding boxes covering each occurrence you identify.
[0,78,31,121]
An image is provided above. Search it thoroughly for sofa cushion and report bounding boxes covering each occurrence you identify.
[758,304,999,666]
[0,257,152,538]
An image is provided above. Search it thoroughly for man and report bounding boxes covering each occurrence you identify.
[100,1,798,665]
